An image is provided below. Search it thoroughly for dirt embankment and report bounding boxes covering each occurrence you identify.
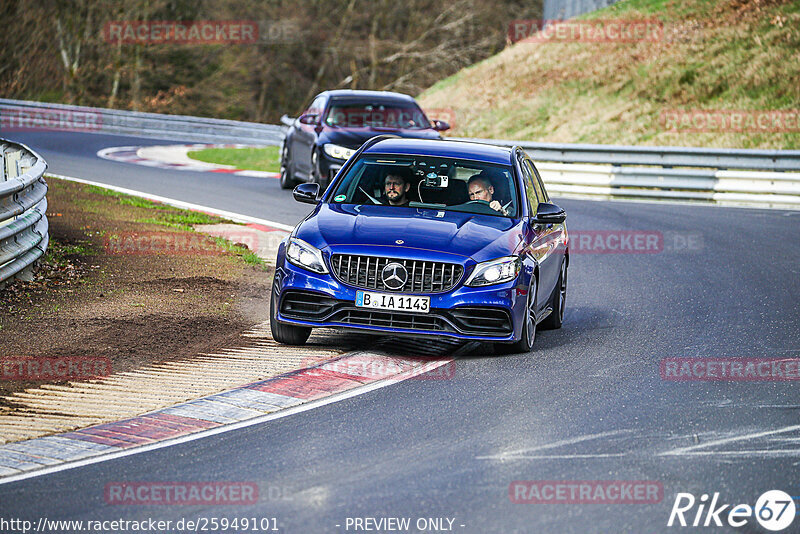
[0,178,273,400]
[419,0,799,149]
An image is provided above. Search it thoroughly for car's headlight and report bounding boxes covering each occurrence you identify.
[323,143,356,160]
[286,238,329,274]
[465,256,521,287]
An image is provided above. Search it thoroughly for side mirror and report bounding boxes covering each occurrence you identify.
[293,183,321,204]
[432,119,450,131]
[532,202,566,224]
[298,113,319,126]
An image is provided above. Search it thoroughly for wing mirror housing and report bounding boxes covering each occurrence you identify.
[298,113,320,126]
[432,119,450,131]
[293,183,321,204]
[532,202,566,224]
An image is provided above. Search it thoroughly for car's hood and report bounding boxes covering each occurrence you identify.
[319,127,440,148]
[296,204,524,263]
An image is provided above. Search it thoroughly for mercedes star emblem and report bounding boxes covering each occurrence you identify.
[381,262,408,290]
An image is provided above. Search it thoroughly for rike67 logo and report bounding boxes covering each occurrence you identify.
[668,490,795,531]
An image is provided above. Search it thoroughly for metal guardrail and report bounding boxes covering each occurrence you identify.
[449,137,800,172]
[0,139,48,286]
[446,137,800,209]
[535,162,800,208]
[0,99,284,145]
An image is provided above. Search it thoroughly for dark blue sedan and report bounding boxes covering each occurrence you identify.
[271,137,568,353]
[279,90,448,189]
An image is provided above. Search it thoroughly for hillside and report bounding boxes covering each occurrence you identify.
[419,0,799,149]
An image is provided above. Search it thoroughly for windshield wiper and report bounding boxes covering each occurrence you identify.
[409,201,447,209]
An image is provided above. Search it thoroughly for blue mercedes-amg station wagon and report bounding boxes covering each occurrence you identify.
[271,137,568,353]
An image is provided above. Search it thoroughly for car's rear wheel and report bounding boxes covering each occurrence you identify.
[540,259,566,330]
[280,145,297,190]
[495,278,536,354]
[270,283,311,345]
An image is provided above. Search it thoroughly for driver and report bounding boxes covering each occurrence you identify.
[467,175,508,215]
[382,171,411,206]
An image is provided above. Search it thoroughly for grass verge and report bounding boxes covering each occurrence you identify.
[187,146,281,172]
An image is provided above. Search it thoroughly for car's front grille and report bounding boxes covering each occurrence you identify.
[449,307,513,335]
[330,254,463,293]
[329,308,452,332]
[280,290,338,320]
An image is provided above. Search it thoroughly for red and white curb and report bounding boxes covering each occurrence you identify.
[0,351,459,484]
[97,143,280,178]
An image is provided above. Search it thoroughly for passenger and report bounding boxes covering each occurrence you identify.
[467,174,507,214]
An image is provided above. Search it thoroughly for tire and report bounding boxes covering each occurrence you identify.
[270,282,311,345]
[495,278,537,354]
[540,259,566,330]
[279,145,297,190]
[310,148,328,189]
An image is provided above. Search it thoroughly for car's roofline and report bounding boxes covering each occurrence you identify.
[363,138,514,166]
[320,89,417,102]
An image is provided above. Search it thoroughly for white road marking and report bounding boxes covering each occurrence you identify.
[659,424,800,456]
[485,453,628,460]
[476,429,633,460]
[662,450,800,457]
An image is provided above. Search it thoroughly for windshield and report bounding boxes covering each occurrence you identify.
[325,101,431,129]
[330,155,518,217]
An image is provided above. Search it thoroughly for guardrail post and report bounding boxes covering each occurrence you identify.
[6,149,19,179]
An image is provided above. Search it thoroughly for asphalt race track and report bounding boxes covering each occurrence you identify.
[2,130,799,533]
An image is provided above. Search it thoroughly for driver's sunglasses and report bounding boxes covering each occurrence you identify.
[386,181,404,188]
[468,189,487,198]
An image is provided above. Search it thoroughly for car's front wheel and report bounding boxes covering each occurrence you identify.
[495,278,537,354]
[310,148,327,189]
[270,283,311,345]
[280,145,297,190]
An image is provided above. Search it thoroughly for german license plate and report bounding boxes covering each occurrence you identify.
[355,291,430,314]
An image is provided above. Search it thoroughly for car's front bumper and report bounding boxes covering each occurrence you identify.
[273,258,527,342]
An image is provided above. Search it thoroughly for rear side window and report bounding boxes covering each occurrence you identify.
[519,158,539,216]
[528,160,549,202]
[524,160,546,207]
